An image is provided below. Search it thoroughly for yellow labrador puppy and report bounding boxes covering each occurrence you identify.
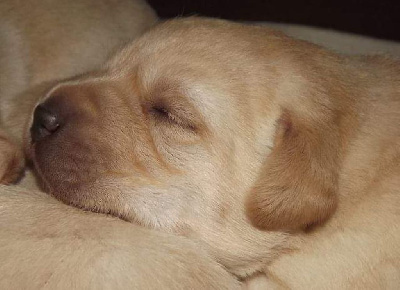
[20,17,399,288]
[0,3,240,289]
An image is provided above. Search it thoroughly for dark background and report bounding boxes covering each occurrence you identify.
[147,0,400,41]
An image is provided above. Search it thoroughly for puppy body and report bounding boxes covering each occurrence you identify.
[26,18,400,287]
[0,185,241,289]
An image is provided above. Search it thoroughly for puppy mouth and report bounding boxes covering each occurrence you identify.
[29,129,104,193]
[31,152,160,226]
[31,149,117,217]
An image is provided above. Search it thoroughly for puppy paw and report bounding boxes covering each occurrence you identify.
[0,136,24,184]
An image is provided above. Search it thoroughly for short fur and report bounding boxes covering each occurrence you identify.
[0,185,240,289]
[18,18,400,287]
[0,0,158,185]
[1,15,400,288]
[0,2,240,289]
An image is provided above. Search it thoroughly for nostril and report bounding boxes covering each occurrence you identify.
[31,104,60,143]
[37,106,59,132]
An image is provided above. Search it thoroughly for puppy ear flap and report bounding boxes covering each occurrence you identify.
[246,108,339,231]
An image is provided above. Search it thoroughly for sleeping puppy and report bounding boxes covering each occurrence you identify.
[18,17,400,286]
[21,16,400,286]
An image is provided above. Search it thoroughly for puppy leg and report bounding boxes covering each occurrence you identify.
[0,128,24,184]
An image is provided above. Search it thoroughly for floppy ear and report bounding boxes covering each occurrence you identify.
[246,108,340,231]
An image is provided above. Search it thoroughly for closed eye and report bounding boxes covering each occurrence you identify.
[150,105,180,123]
[149,105,197,131]
[150,105,170,119]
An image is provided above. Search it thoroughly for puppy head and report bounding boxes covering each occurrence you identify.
[26,18,345,275]
[28,75,216,229]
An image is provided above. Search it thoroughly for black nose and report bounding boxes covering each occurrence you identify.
[31,104,60,143]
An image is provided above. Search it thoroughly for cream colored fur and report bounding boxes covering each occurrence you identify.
[0,185,240,289]
[1,5,399,289]
[262,22,400,57]
[0,0,158,184]
[18,17,399,288]
[0,2,241,289]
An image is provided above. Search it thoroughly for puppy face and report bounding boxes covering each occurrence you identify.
[27,18,343,275]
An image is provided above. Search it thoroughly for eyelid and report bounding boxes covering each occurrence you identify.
[149,104,197,131]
